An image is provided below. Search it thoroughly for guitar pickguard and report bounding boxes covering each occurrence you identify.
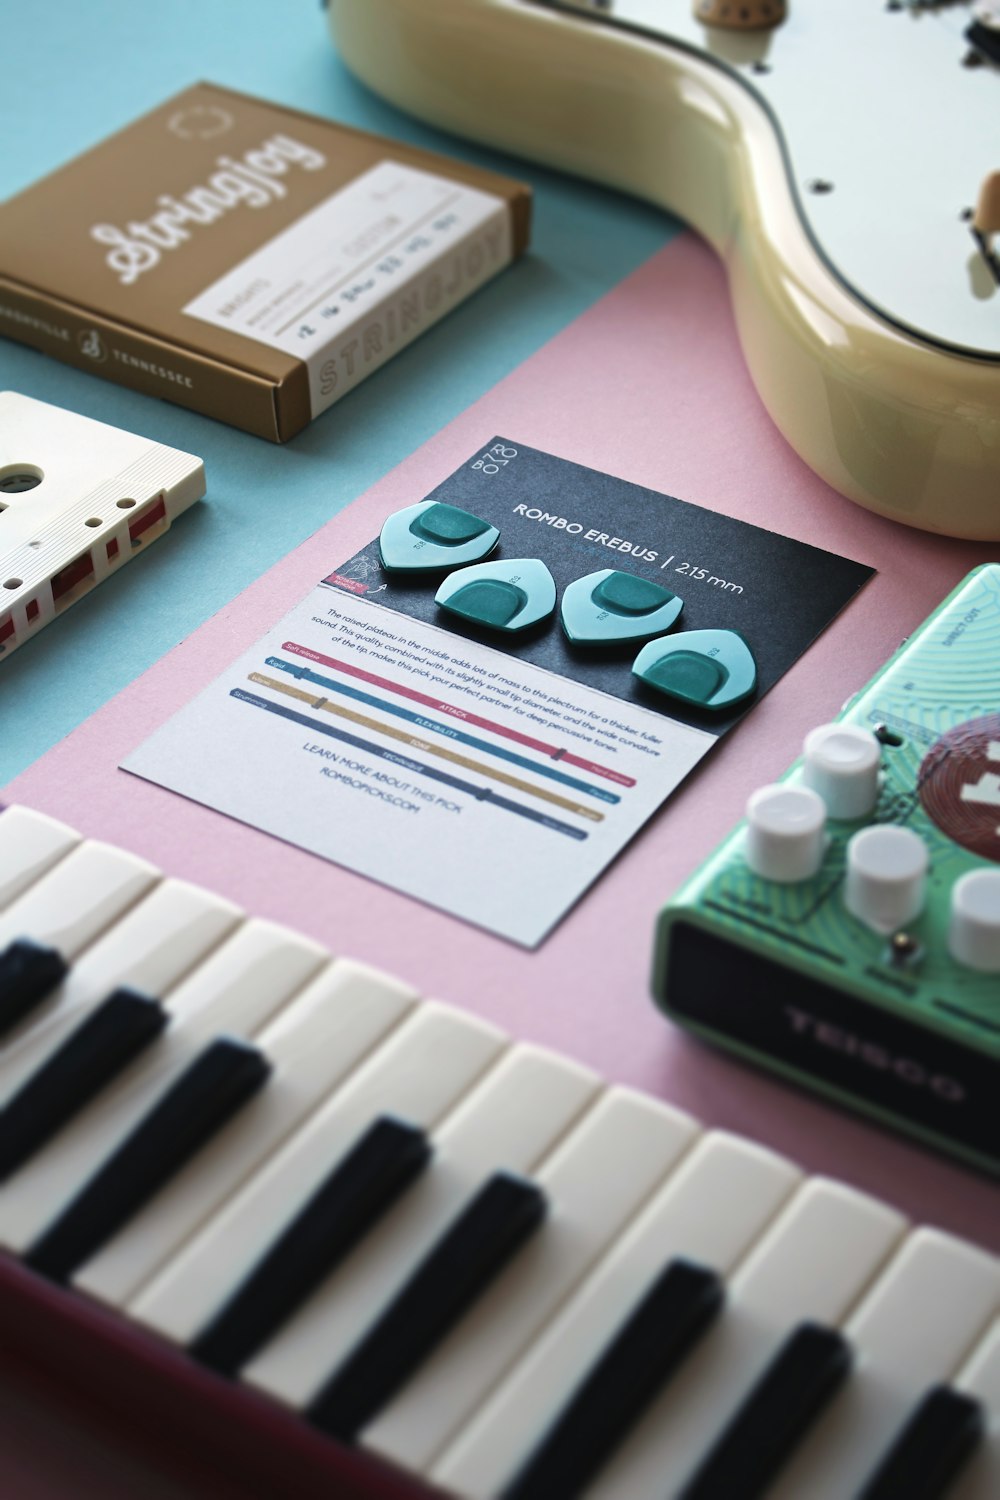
[329,0,1000,539]
[540,0,1000,359]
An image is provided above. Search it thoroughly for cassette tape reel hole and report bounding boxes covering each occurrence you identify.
[0,465,44,495]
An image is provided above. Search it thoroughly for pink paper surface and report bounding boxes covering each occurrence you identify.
[7,234,998,1246]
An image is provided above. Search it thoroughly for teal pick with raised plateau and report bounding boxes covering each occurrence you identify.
[378,501,500,573]
[632,629,757,710]
[560,568,684,645]
[435,558,556,634]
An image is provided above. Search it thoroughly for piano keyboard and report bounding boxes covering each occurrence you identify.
[1,802,998,1500]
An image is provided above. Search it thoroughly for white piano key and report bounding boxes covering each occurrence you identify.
[127,1002,507,1345]
[838,1227,999,1382]
[586,1177,908,1500]
[0,840,157,963]
[0,877,242,1105]
[949,1319,1000,1500]
[361,1088,700,1475]
[1,799,994,1499]
[0,840,160,1054]
[0,806,80,911]
[243,1044,602,1410]
[766,1230,1000,1500]
[75,957,418,1306]
[0,920,329,1255]
[433,1131,802,1498]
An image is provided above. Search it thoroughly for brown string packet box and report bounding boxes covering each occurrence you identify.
[0,83,532,441]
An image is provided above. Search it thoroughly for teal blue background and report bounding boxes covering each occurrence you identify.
[0,1,678,784]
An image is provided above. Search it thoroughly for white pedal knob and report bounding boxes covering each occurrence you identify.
[801,723,881,820]
[694,0,787,30]
[845,825,928,934]
[948,869,1000,973]
[745,784,826,883]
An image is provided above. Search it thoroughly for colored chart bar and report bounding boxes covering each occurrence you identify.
[282,641,636,788]
[264,656,620,806]
[230,690,589,841]
[247,674,603,823]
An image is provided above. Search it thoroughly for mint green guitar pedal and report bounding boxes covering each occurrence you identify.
[653,566,1000,1176]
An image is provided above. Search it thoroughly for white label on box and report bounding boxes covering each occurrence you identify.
[182,160,512,417]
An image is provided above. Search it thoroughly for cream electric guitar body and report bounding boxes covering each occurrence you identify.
[329,0,1000,540]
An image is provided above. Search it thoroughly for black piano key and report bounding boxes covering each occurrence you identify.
[855,1384,984,1500]
[24,1036,271,1284]
[190,1115,432,1377]
[0,989,168,1179]
[0,939,68,1037]
[499,1257,724,1500]
[676,1321,853,1500]
[306,1170,547,1442]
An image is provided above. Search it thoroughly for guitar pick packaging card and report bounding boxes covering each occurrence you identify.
[123,439,873,946]
[0,83,531,440]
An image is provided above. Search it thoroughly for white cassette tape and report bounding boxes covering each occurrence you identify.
[0,392,204,658]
